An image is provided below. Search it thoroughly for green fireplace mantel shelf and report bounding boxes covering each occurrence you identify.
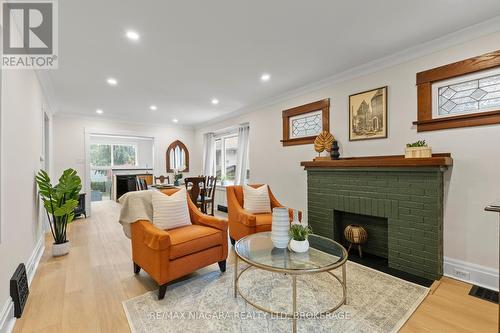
[301,153,453,169]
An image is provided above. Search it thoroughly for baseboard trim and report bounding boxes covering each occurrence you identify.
[0,299,15,333]
[0,235,45,333]
[444,257,499,291]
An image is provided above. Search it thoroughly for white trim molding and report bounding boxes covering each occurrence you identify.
[27,236,45,285]
[0,299,15,333]
[0,236,45,333]
[444,256,499,291]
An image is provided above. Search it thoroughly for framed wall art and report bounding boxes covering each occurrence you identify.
[349,86,387,141]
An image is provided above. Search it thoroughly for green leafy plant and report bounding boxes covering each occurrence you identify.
[174,173,183,181]
[36,169,82,244]
[406,140,427,148]
[289,224,312,241]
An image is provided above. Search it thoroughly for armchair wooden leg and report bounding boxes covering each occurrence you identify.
[218,260,226,273]
[133,262,141,274]
[158,284,167,300]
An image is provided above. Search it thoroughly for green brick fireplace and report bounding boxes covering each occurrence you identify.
[304,164,448,281]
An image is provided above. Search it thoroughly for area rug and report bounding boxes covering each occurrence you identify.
[123,261,428,333]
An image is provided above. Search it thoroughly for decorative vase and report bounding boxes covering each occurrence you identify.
[290,239,309,253]
[331,140,340,160]
[291,209,300,225]
[271,207,290,248]
[174,179,180,186]
[52,241,70,257]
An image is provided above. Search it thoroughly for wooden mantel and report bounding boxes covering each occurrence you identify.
[301,153,453,169]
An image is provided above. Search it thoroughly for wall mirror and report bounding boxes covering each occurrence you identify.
[166,140,189,172]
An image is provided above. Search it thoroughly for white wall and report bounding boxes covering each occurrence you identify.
[195,32,500,286]
[53,115,198,194]
[0,65,50,330]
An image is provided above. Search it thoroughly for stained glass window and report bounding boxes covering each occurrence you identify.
[437,73,500,116]
[289,110,322,138]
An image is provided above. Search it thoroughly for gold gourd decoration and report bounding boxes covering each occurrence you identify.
[314,131,335,154]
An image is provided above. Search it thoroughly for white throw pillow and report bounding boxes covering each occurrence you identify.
[151,188,191,230]
[243,184,271,214]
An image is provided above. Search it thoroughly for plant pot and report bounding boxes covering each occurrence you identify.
[52,241,70,257]
[289,239,309,253]
[405,146,432,158]
[174,180,180,186]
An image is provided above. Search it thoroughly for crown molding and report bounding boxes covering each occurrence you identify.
[53,112,195,131]
[195,15,500,130]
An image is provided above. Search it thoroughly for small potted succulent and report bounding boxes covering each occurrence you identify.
[289,223,312,253]
[405,140,432,158]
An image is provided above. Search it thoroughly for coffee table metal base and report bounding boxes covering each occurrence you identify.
[233,255,347,333]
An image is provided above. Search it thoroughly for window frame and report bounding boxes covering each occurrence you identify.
[213,132,249,186]
[90,143,138,168]
[281,99,330,146]
[414,49,500,132]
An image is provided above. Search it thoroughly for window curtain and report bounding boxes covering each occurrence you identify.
[202,132,215,176]
[235,124,250,185]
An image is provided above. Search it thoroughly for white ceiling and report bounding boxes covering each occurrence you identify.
[47,0,500,127]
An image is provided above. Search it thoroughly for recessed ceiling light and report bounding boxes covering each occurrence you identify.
[211,98,219,105]
[125,30,140,41]
[149,105,157,111]
[96,109,104,114]
[107,77,118,86]
[172,118,179,123]
[261,73,271,82]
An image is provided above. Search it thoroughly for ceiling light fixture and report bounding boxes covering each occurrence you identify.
[149,105,157,111]
[172,118,179,123]
[96,109,104,114]
[125,30,140,41]
[107,77,118,86]
[211,98,219,105]
[261,73,271,82]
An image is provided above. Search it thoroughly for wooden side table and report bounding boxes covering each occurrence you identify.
[485,204,500,333]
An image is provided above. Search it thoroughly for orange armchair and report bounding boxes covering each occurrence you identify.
[131,188,228,300]
[226,184,301,244]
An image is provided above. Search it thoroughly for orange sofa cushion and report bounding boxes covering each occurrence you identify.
[168,225,222,260]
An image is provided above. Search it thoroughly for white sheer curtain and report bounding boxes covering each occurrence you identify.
[235,124,250,185]
[202,132,215,176]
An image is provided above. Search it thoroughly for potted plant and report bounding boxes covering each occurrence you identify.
[289,223,312,253]
[172,169,183,186]
[36,168,82,257]
[405,140,432,158]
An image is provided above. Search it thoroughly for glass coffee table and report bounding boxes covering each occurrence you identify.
[234,231,348,333]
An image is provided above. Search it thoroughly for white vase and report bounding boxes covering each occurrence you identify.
[271,207,290,248]
[52,241,70,257]
[291,209,300,225]
[290,239,309,253]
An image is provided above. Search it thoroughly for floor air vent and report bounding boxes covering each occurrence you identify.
[469,285,498,304]
[10,263,29,318]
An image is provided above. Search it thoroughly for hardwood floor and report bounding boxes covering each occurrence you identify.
[14,200,498,332]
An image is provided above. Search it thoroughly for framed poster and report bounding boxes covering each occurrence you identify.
[349,86,387,141]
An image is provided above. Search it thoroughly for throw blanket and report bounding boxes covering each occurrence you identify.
[118,190,154,238]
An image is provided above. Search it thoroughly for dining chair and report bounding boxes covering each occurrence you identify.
[199,176,217,215]
[155,175,170,184]
[137,177,148,191]
[184,176,205,212]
